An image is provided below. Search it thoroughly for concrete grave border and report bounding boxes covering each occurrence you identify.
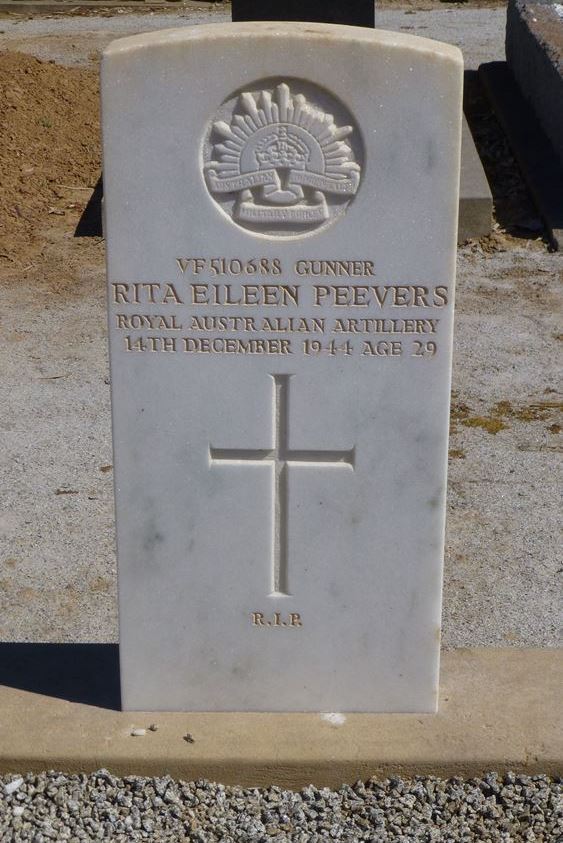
[0,649,560,787]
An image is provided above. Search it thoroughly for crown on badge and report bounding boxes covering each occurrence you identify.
[255,128,310,170]
[208,82,359,182]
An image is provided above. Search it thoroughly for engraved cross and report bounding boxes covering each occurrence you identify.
[210,375,355,597]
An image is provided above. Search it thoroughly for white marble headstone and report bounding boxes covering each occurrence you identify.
[102,23,462,712]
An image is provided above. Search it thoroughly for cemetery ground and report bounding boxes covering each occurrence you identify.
[0,4,561,841]
[1,2,561,649]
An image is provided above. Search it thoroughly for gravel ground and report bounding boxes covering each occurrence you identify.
[1,243,561,648]
[0,7,507,69]
[1,770,561,842]
[0,8,561,648]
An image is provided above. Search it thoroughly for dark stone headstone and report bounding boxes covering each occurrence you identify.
[506,0,563,165]
[232,0,375,28]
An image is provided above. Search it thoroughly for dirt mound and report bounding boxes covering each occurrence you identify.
[0,52,100,265]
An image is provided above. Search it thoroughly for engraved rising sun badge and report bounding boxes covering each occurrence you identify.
[204,81,362,237]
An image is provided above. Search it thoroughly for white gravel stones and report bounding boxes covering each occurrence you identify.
[4,777,23,795]
[0,770,560,841]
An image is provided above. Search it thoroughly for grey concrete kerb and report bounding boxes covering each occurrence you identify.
[0,649,561,787]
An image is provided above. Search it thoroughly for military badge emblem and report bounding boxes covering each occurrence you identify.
[204,81,362,237]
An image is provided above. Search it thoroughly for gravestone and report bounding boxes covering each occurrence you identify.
[506,0,563,165]
[232,0,375,27]
[102,23,462,712]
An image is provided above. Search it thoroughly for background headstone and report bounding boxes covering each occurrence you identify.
[480,0,563,248]
[232,0,375,27]
[506,0,563,166]
[102,22,462,712]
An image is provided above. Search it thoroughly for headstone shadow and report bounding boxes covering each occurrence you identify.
[463,68,549,240]
[0,643,121,710]
[75,175,103,237]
